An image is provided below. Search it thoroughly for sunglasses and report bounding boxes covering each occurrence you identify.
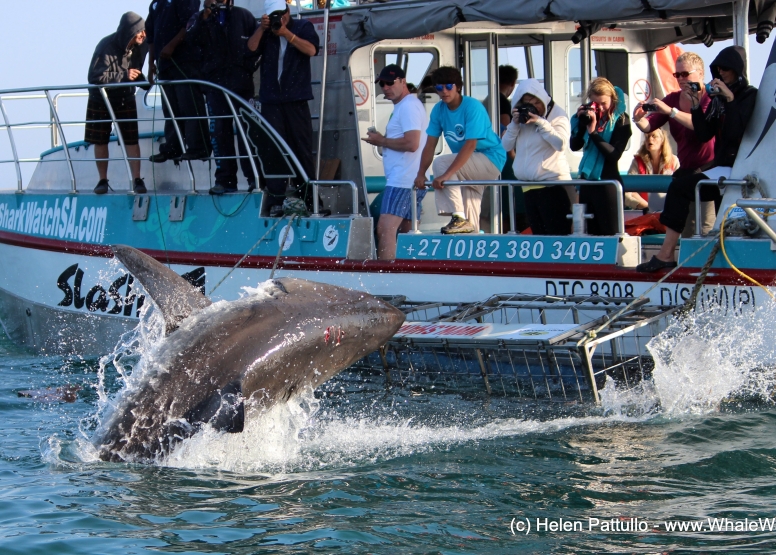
[377,80,395,88]
[715,66,733,72]
[672,70,697,79]
[435,84,455,92]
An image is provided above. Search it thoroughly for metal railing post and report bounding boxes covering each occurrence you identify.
[45,90,77,193]
[0,98,23,193]
[410,187,420,233]
[158,82,196,191]
[98,87,134,191]
[508,184,516,234]
[315,0,331,180]
[223,92,260,188]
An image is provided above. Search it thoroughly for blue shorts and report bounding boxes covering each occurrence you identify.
[380,186,426,221]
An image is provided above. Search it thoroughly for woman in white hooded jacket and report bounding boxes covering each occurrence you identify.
[501,79,572,235]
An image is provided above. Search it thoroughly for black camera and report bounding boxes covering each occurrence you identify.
[641,103,658,112]
[208,2,228,14]
[688,82,701,93]
[269,10,285,31]
[513,103,539,124]
[577,102,599,126]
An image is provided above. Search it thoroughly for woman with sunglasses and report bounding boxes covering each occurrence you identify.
[633,52,716,234]
[637,46,757,272]
[570,77,631,235]
[413,66,505,234]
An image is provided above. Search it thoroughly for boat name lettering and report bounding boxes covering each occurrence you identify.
[660,284,756,314]
[546,280,635,300]
[0,198,107,243]
[55,264,206,316]
[403,236,612,264]
[397,323,487,336]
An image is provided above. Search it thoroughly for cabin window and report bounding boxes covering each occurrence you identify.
[567,46,629,116]
[498,45,545,103]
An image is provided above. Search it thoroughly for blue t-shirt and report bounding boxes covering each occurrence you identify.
[427,96,506,170]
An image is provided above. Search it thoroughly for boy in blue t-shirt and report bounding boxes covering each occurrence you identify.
[414,66,505,233]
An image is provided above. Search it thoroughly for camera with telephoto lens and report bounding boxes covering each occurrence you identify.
[705,82,721,95]
[688,82,701,93]
[577,101,600,126]
[269,10,285,31]
[513,103,539,124]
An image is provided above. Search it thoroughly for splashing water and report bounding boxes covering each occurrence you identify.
[647,301,776,415]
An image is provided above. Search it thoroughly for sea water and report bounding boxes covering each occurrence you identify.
[2,303,776,553]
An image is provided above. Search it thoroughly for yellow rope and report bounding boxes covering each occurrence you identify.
[719,203,776,300]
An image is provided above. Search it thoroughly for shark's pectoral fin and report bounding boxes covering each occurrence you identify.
[184,381,245,433]
[111,245,212,335]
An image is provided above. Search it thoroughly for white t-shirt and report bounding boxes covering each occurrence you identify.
[383,94,427,189]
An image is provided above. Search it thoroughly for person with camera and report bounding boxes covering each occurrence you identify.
[86,11,149,195]
[570,77,631,235]
[637,46,757,272]
[186,0,262,195]
[254,0,320,216]
[632,52,715,232]
[362,65,428,260]
[146,0,210,164]
[501,79,572,235]
[413,66,505,234]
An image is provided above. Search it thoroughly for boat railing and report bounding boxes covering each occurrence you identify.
[733,197,776,244]
[0,80,309,194]
[411,179,625,236]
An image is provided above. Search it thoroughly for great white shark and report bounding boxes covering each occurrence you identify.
[93,245,405,463]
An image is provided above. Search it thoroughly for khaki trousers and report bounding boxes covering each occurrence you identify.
[432,152,500,232]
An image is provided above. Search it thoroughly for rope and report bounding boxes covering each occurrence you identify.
[270,215,298,279]
[209,215,287,296]
[676,238,721,317]
[719,203,776,301]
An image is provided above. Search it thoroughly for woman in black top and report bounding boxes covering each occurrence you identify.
[570,77,632,236]
[637,46,757,272]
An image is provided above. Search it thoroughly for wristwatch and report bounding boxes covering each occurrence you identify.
[669,107,679,119]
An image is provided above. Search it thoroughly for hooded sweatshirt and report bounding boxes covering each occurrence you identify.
[88,12,148,100]
[501,79,571,190]
[691,45,758,169]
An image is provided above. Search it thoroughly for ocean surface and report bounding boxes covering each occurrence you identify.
[2,305,776,554]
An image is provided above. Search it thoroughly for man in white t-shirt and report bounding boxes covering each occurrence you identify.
[363,64,428,260]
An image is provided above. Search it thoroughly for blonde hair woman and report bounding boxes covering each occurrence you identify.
[626,128,679,211]
[570,77,632,235]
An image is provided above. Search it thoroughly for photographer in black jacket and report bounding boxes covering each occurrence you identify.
[187,0,262,194]
[637,46,757,272]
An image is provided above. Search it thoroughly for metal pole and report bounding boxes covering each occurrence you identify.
[315,0,331,180]
[223,92,260,189]
[733,0,751,79]
[0,98,23,193]
[98,87,134,191]
[580,36,591,100]
[487,33,501,235]
[45,90,78,194]
[410,187,420,233]
[508,184,516,234]
[158,82,196,191]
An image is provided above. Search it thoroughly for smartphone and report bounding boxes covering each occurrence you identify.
[367,126,376,134]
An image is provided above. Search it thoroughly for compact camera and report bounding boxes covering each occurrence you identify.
[688,82,701,93]
[641,103,658,112]
[269,10,285,31]
[578,102,600,126]
[705,82,721,95]
[513,103,539,124]
[208,2,228,13]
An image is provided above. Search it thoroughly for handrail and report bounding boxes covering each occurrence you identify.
[316,0,331,180]
[223,93,260,190]
[0,80,310,193]
[410,179,625,236]
[310,180,359,216]
[157,84,196,191]
[693,178,744,237]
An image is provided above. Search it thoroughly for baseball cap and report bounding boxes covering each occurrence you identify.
[375,64,406,83]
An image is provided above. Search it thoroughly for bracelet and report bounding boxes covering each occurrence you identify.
[669,107,679,119]
[289,34,297,44]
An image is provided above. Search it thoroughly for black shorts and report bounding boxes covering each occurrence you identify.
[84,94,139,145]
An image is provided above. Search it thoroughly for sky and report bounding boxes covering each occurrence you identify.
[2,3,774,91]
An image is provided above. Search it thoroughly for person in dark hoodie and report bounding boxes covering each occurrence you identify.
[85,11,149,195]
[637,46,757,272]
[146,0,210,163]
[186,0,262,195]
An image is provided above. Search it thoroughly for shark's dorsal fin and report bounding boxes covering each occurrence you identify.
[112,245,212,334]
